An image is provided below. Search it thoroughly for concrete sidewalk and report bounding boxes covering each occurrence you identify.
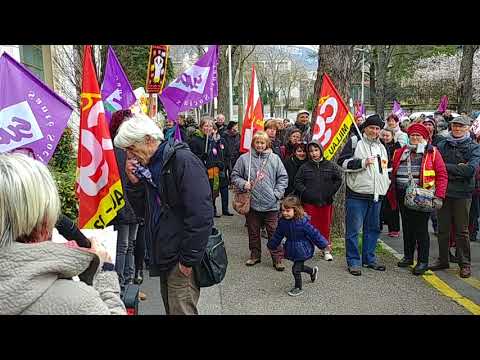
[380,220,480,311]
[139,192,471,315]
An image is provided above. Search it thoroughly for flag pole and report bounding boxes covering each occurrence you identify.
[247,119,254,182]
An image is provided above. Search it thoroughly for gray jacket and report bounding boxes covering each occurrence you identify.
[0,241,126,315]
[231,148,288,212]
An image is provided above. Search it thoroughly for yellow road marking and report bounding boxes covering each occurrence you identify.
[421,272,480,315]
[445,269,480,291]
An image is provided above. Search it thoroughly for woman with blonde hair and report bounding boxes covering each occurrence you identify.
[0,153,126,315]
[231,131,289,270]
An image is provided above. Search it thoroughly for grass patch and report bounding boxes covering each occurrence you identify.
[331,234,391,256]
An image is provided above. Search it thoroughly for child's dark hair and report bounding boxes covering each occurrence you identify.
[281,195,305,220]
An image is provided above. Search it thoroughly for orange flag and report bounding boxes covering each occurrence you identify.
[240,64,264,153]
[311,73,354,160]
[76,45,125,229]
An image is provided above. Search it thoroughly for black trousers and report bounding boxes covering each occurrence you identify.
[292,261,313,289]
[397,193,431,264]
[469,193,479,239]
[381,198,400,232]
[134,224,145,271]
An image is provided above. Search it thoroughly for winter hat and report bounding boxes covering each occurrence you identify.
[450,115,473,126]
[407,123,430,140]
[423,117,436,127]
[297,109,310,118]
[361,114,384,129]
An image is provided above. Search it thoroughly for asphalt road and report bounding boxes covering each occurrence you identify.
[139,193,470,315]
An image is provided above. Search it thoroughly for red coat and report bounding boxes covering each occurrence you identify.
[387,144,448,210]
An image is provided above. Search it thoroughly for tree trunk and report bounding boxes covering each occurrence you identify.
[312,45,354,238]
[457,45,477,113]
[375,45,387,118]
[369,59,376,106]
[217,45,230,119]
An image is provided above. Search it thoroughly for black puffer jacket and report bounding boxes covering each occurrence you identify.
[436,135,480,199]
[283,156,307,196]
[223,131,240,168]
[294,142,343,206]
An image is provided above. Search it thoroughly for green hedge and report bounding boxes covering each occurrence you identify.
[49,127,78,221]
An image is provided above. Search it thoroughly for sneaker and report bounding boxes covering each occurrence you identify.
[245,258,261,266]
[311,266,319,282]
[287,287,304,296]
[138,291,147,301]
[389,231,400,238]
[324,251,333,261]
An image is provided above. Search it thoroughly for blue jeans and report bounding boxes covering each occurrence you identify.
[345,197,382,268]
[115,224,139,290]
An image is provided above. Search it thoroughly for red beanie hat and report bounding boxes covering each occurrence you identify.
[407,123,430,140]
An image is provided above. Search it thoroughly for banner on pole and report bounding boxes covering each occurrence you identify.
[77,45,125,229]
[311,73,353,160]
[160,45,218,121]
[101,46,136,124]
[240,64,264,153]
[0,52,73,164]
[146,45,169,94]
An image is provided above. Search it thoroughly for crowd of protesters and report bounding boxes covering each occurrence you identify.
[2,105,480,315]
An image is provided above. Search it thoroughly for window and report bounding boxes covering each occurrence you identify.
[19,45,44,81]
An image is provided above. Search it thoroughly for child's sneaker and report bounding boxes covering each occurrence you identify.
[324,251,333,261]
[287,287,304,296]
[311,266,319,282]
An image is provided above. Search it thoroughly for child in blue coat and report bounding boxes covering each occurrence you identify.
[267,195,328,296]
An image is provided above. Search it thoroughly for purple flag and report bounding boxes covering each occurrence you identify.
[437,95,448,113]
[160,45,219,121]
[0,52,73,164]
[101,46,136,124]
[174,122,182,142]
[392,100,407,118]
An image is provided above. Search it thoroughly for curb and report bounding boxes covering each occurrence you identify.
[378,239,403,260]
[378,239,480,315]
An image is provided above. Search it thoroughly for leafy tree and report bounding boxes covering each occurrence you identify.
[49,126,78,220]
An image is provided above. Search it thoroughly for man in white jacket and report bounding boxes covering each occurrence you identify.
[337,115,391,276]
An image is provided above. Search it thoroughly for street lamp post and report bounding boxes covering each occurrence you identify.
[361,50,365,105]
[354,47,367,106]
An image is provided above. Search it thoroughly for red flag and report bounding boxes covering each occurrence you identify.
[240,64,264,153]
[76,45,125,229]
[311,73,354,160]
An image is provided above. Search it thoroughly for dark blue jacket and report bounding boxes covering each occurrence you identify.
[267,216,328,261]
[436,135,480,199]
[143,140,214,275]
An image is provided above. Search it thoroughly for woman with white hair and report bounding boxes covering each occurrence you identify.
[0,153,126,315]
[114,114,213,315]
